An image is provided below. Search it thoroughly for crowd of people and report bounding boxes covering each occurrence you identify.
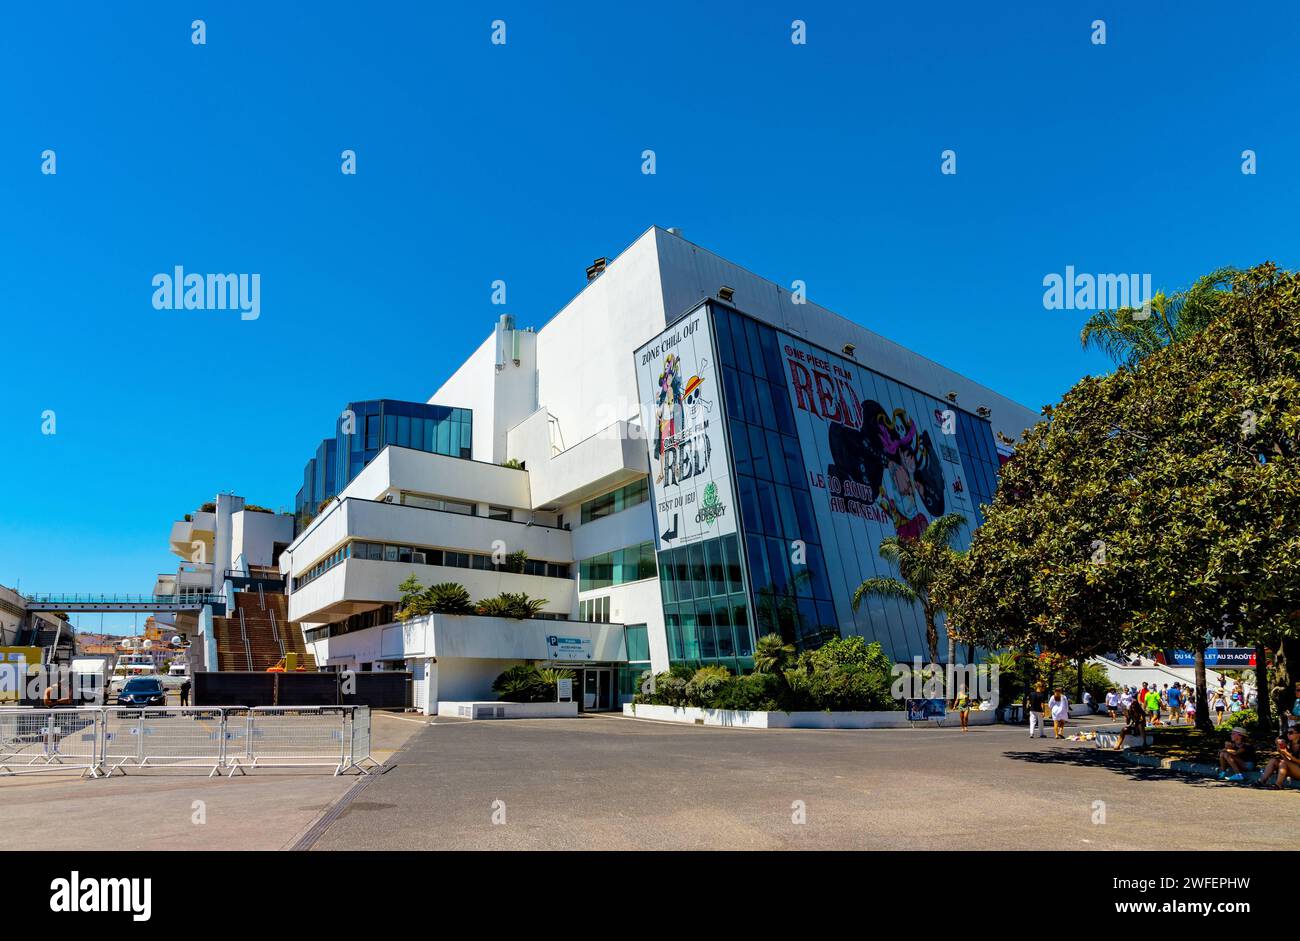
[1102,679,1255,727]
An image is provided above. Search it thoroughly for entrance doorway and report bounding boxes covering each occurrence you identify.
[582,668,614,711]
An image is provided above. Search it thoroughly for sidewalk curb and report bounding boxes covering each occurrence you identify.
[1122,750,1300,789]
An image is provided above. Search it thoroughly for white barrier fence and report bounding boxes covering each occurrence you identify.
[0,706,378,778]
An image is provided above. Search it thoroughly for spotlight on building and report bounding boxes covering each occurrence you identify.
[842,343,856,357]
[976,406,991,417]
[586,258,608,282]
[717,285,735,302]
[946,392,959,404]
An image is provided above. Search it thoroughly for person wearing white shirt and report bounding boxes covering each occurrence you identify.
[1049,688,1071,739]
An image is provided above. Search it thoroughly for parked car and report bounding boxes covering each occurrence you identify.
[116,677,166,707]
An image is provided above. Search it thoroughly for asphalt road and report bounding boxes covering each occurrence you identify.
[308,713,1296,851]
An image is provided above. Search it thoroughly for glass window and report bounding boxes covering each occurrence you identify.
[625,624,650,663]
[688,542,707,600]
[666,611,683,660]
[732,597,752,656]
[767,428,788,486]
[723,369,746,424]
[383,545,398,562]
[673,548,693,601]
[723,533,744,593]
[704,538,726,597]
[488,506,511,521]
[714,602,734,658]
[730,420,752,476]
[749,423,771,479]
[639,541,657,580]
[658,551,676,603]
[698,605,716,659]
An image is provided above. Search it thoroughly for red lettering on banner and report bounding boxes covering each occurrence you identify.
[789,359,815,413]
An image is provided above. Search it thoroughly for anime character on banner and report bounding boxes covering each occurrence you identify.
[828,399,945,540]
[652,353,686,483]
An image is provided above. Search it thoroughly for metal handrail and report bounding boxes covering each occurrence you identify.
[269,608,285,657]
[237,609,253,671]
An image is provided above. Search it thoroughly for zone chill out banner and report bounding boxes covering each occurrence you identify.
[634,311,738,550]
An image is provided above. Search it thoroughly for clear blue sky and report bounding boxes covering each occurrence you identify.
[2,1,1296,632]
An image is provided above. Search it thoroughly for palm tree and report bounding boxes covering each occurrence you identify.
[1079,266,1238,732]
[851,513,966,664]
[1079,267,1238,367]
[752,633,795,675]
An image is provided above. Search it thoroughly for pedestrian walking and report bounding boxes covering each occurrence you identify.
[955,687,973,732]
[1145,685,1162,726]
[1026,682,1048,739]
[1049,687,1070,739]
[1105,688,1120,719]
[179,677,191,707]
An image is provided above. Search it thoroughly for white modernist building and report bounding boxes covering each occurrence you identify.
[281,226,1039,712]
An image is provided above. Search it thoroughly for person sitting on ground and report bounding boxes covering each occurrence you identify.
[1115,695,1147,750]
[1105,688,1120,720]
[1218,728,1257,782]
[1253,727,1300,790]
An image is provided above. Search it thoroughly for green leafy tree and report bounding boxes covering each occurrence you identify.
[959,264,1300,732]
[852,513,966,664]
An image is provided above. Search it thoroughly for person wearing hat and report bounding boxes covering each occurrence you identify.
[1218,728,1257,782]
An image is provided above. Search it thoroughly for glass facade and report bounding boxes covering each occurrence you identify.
[617,623,651,698]
[580,478,650,524]
[295,399,472,529]
[292,538,569,591]
[657,531,754,673]
[711,307,840,650]
[578,541,657,591]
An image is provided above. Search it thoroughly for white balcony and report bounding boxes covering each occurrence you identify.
[509,413,648,509]
[287,556,575,625]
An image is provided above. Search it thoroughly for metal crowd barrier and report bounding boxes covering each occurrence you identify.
[0,706,378,778]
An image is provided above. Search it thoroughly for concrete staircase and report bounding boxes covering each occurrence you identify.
[212,590,316,672]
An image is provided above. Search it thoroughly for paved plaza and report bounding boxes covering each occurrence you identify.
[308,713,1292,851]
[2,712,1291,852]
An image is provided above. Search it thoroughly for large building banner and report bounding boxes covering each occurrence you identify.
[634,311,738,550]
[774,330,982,653]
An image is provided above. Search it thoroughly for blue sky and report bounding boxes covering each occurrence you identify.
[1,1,1296,631]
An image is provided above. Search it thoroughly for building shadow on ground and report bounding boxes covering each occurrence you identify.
[1001,745,1226,789]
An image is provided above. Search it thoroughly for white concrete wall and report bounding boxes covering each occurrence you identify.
[624,703,997,729]
[429,334,497,462]
[438,700,579,719]
[230,510,294,568]
[534,230,670,455]
[336,447,532,510]
[436,658,523,702]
